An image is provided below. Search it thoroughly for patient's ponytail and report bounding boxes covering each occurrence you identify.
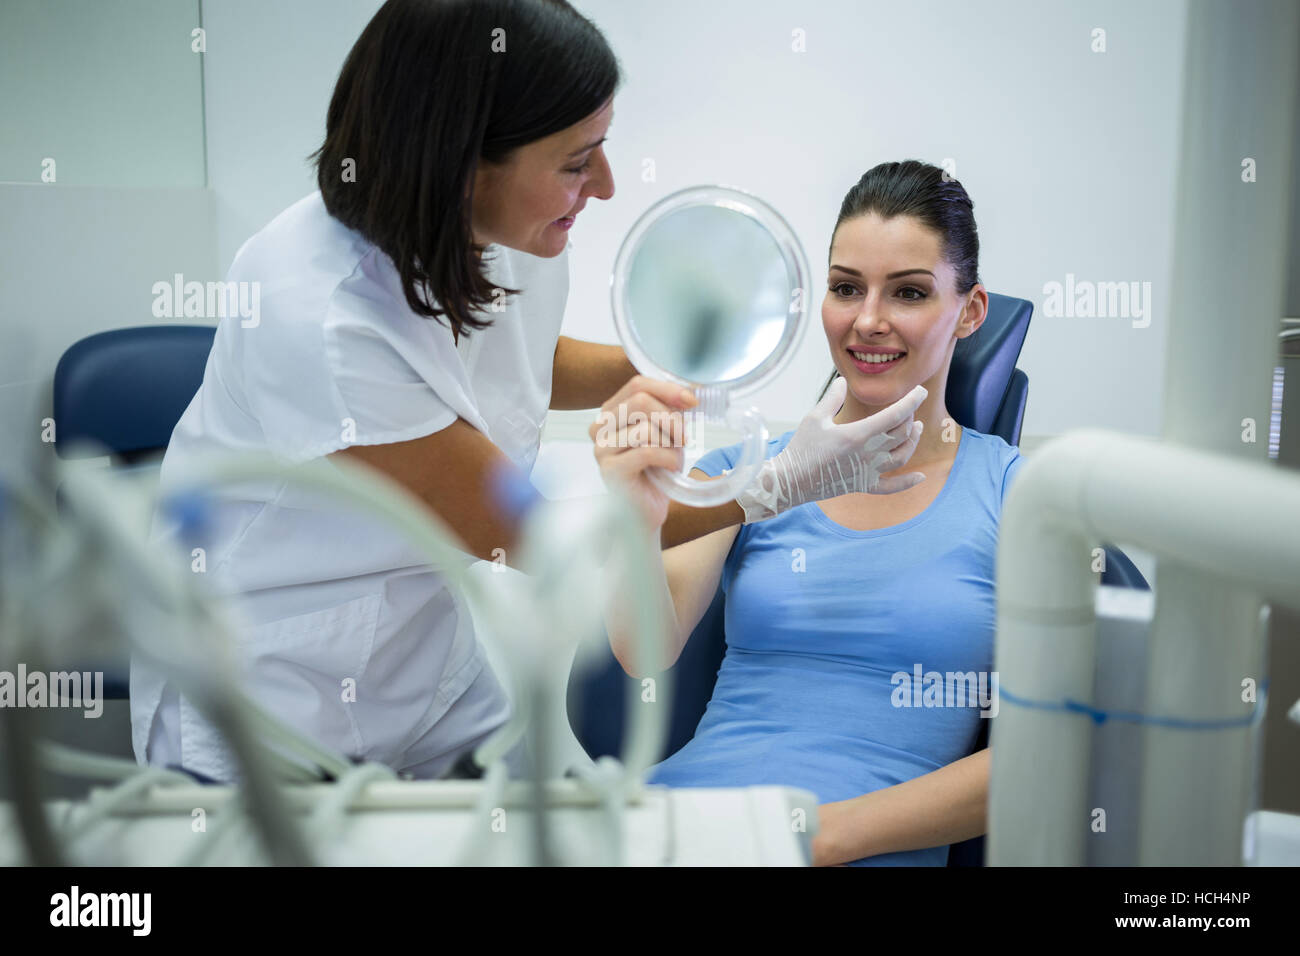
[817,159,980,402]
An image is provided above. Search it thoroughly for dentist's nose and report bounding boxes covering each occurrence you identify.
[585,148,614,202]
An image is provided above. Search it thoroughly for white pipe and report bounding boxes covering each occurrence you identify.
[989,0,1299,865]
[989,429,1300,864]
[1140,0,1299,866]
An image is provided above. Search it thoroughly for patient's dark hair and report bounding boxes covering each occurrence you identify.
[310,0,620,341]
[817,159,980,400]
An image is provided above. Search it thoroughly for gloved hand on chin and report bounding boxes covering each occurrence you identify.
[729,376,928,524]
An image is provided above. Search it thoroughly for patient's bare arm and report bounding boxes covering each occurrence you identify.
[811,747,990,866]
[659,487,744,549]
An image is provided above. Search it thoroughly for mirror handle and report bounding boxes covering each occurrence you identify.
[646,396,768,508]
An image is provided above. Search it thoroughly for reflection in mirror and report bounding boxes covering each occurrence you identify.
[623,204,790,385]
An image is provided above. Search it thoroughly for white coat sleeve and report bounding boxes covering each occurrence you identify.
[241,282,473,465]
[322,313,461,448]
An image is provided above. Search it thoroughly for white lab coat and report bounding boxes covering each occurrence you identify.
[130,192,568,781]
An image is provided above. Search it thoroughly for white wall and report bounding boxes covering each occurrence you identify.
[198,0,379,273]
[0,0,206,187]
[565,0,1185,440]
[197,0,1187,447]
[0,0,215,477]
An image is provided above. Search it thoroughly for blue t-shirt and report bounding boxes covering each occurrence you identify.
[645,426,1024,866]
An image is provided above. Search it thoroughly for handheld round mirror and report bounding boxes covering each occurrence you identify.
[611,185,811,507]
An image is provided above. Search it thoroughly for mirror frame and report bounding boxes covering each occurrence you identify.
[610,184,811,398]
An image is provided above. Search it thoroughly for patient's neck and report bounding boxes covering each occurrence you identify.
[834,392,959,467]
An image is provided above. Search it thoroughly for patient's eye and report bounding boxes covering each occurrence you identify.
[830,281,859,297]
[897,285,928,301]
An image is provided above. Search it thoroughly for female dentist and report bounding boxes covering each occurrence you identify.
[131,0,926,785]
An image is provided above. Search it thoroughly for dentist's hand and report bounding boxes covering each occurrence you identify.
[589,375,696,531]
[730,376,928,524]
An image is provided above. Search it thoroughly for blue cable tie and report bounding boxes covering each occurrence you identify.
[997,681,1268,731]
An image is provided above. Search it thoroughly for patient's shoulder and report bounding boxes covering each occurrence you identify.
[961,427,1020,463]
[960,429,1024,503]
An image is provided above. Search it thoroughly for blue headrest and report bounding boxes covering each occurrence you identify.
[946,292,1033,441]
[53,325,216,459]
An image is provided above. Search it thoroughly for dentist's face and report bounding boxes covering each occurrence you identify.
[821,213,978,420]
[471,98,615,258]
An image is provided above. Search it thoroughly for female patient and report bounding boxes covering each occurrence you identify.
[595,160,1024,866]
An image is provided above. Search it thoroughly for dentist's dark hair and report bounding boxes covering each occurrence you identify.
[817,159,980,401]
[310,0,620,341]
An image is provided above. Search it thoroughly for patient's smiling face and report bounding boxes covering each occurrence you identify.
[821,213,986,461]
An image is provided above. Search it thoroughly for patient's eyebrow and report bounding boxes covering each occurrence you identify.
[829,265,936,280]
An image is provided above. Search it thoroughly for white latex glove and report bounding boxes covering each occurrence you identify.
[729,376,928,523]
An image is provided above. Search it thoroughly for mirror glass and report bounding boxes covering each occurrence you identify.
[612,186,809,398]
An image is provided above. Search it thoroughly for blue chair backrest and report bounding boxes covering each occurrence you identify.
[53,325,216,463]
[567,292,1147,866]
[950,292,1032,444]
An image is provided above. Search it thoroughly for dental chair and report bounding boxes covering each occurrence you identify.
[568,292,1152,867]
[54,325,217,466]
